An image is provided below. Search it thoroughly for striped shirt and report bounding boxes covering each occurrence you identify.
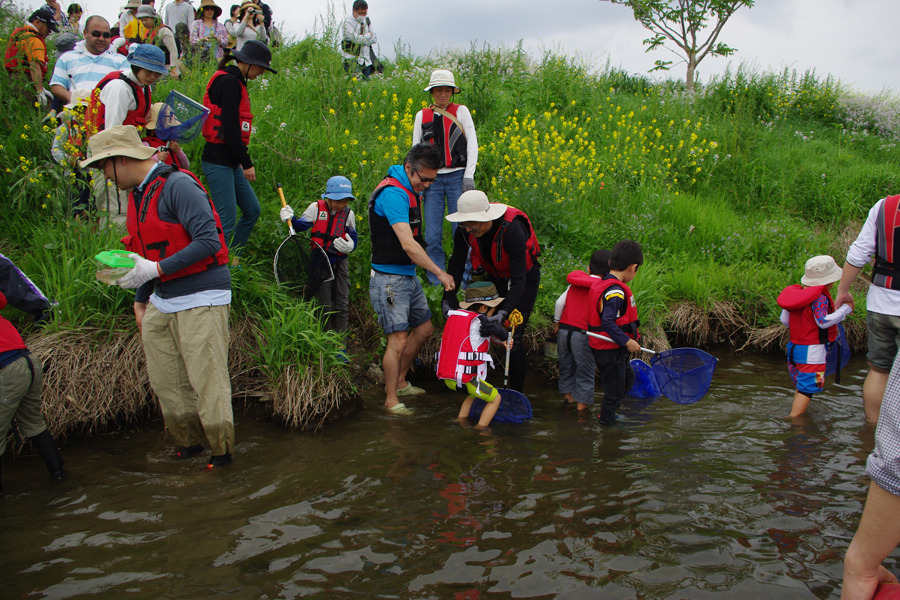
[49,41,128,92]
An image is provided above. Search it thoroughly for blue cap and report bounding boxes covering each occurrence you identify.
[127,44,168,75]
[322,176,355,201]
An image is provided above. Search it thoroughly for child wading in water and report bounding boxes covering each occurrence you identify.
[436,282,512,428]
[777,255,852,417]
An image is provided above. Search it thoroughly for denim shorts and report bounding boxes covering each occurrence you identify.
[369,271,432,335]
[867,310,900,372]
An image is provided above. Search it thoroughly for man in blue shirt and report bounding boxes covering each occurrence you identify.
[368,144,454,413]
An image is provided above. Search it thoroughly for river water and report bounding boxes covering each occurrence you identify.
[1,353,895,599]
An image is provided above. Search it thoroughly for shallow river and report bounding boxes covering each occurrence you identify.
[2,353,897,599]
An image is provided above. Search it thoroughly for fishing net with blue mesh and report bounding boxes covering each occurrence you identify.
[628,358,661,399]
[155,90,209,143]
[469,389,533,424]
[650,348,718,405]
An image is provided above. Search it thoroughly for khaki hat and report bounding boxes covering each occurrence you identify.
[459,282,504,309]
[801,255,842,287]
[80,125,157,169]
[197,0,223,20]
[124,0,141,9]
[445,190,508,223]
[424,69,460,94]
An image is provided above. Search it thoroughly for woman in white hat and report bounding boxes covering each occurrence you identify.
[444,190,541,394]
[776,255,853,416]
[413,69,479,287]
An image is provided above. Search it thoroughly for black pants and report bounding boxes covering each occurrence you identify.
[593,347,635,422]
[491,266,540,393]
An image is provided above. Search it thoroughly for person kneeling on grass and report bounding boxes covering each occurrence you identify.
[279,175,358,336]
[777,255,852,417]
[436,282,512,428]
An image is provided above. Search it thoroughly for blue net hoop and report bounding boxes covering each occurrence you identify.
[650,348,718,405]
[825,323,851,377]
[628,359,661,399]
[468,389,533,424]
[156,90,209,143]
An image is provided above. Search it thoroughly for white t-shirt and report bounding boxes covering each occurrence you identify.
[846,198,900,316]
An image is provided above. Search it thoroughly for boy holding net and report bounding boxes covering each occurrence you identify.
[777,255,852,417]
[279,176,358,334]
[436,281,513,427]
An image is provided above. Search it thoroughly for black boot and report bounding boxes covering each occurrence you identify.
[30,430,65,480]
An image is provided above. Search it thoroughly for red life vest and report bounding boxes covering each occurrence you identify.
[467,207,540,278]
[310,199,349,254]
[143,134,184,169]
[421,103,467,169]
[777,284,838,345]
[572,273,639,350]
[873,194,900,290]
[559,270,596,331]
[435,309,494,385]
[202,69,253,146]
[120,167,230,282]
[0,292,27,355]
[367,176,425,266]
[86,71,151,137]
[110,36,130,56]
[4,26,48,76]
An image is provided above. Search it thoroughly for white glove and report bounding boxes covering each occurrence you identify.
[118,253,160,289]
[332,233,355,254]
[38,89,52,107]
[280,205,294,221]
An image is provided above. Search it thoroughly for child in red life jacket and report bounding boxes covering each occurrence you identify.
[569,240,643,425]
[555,249,610,411]
[436,282,513,427]
[142,103,190,170]
[777,255,852,417]
[279,176,359,334]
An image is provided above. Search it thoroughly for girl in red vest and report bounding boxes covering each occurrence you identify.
[777,255,852,417]
[436,282,512,427]
[201,39,276,263]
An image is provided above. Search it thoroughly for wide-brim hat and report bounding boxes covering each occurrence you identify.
[424,69,460,94]
[239,1,261,13]
[128,44,168,74]
[231,39,277,73]
[322,175,354,201]
[135,5,157,19]
[80,125,157,169]
[30,7,60,33]
[64,88,93,109]
[197,0,223,20]
[801,255,843,287]
[124,0,141,9]
[459,281,504,309]
[446,190,507,223]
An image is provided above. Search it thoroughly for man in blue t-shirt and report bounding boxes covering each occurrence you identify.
[367,144,455,414]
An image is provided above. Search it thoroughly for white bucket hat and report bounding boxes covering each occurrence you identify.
[424,69,460,94]
[801,255,842,287]
[445,190,507,223]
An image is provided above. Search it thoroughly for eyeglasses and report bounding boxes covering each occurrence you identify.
[89,30,111,39]
[460,222,481,232]
[413,169,437,183]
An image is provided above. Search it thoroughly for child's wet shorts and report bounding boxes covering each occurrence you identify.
[443,378,499,402]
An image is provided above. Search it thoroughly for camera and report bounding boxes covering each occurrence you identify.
[250,9,260,15]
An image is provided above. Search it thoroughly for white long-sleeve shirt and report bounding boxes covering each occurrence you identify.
[780,303,852,329]
[412,104,479,180]
[341,14,376,66]
[99,69,148,129]
[846,198,900,316]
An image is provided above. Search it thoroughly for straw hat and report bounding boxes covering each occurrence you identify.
[239,1,261,14]
[124,0,141,9]
[197,0,223,20]
[80,125,157,169]
[424,69,460,94]
[445,190,507,223]
[801,255,843,287]
[459,282,504,309]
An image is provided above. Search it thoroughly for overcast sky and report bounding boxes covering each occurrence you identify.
[57,0,900,94]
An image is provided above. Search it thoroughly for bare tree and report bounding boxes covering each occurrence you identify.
[601,0,754,91]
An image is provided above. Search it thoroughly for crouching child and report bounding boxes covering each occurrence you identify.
[437,282,512,428]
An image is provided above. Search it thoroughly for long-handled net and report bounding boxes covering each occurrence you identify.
[156,90,209,143]
[273,184,333,300]
[628,359,661,399]
[468,389,533,424]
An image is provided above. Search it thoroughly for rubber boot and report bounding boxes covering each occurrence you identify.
[30,430,66,480]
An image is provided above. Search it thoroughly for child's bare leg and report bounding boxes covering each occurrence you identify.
[576,402,589,411]
[458,397,474,419]
[790,391,811,417]
[477,396,501,428]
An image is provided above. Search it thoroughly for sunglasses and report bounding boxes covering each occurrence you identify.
[413,169,437,183]
[89,30,112,39]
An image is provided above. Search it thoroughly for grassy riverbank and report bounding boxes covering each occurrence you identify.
[2,1,898,433]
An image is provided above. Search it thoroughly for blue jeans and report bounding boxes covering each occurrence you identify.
[201,161,261,254]
[369,271,432,335]
[423,170,464,285]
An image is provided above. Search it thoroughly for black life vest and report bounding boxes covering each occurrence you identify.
[367,176,425,266]
[874,194,900,290]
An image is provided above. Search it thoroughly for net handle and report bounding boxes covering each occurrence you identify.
[276,183,295,236]
[584,330,656,355]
